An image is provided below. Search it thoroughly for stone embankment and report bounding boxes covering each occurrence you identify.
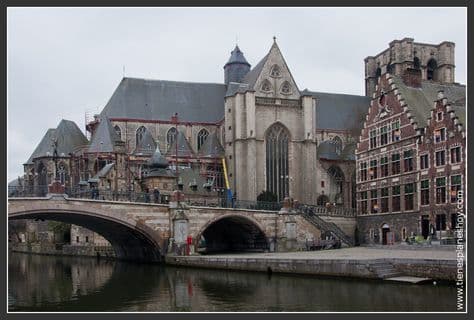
[165,246,458,281]
[10,243,116,259]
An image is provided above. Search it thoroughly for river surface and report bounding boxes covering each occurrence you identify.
[8,252,458,312]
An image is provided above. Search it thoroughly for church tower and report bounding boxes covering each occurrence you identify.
[365,38,455,97]
[223,45,251,85]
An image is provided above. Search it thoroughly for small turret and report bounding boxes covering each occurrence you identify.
[224,45,251,85]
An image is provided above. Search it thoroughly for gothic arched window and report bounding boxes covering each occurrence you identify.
[332,136,343,155]
[114,125,122,139]
[280,81,292,95]
[270,64,281,77]
[197,129,209,150]
[427,58,437,80]
[266,123,290,202]
[167,127,177,151]
[136,126,146,146]
[58,162,67,185]
[261,79,273,93]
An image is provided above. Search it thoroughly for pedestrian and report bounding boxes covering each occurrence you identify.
[144,188,150,203]
[153,188,160,203]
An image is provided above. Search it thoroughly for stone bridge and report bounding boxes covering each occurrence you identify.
[8,194,356,262]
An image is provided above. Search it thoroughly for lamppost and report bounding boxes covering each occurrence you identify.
[51,137,59,181]
[171,113,179,190]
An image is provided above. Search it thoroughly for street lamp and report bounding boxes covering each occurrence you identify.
[171,113,179,189]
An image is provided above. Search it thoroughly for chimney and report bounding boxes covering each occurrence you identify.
[402,68,422,88]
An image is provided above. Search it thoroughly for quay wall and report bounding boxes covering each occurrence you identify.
[164,255,457,281]
[10,243,116,259]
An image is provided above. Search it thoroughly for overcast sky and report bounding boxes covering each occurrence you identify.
[7,7,467,182]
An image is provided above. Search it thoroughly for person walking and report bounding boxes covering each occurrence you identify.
[153,188,160,204]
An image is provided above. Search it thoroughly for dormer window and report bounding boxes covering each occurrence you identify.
[280,81,292,95]
[270,65,281,77]
[261,79,273,93]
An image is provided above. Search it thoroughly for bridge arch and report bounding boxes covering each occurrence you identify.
[195,213,269,253]
[9,203,163,262]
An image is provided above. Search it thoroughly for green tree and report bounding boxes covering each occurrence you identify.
[257,190,278,202]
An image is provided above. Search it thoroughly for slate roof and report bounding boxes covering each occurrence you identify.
[242,52,269,89]
[225,45,251,66]
[87,117,123,153]
[225,82,250,97]
[147,144,169,168]
[391,76,466,127]
[100,78,227,123]
[197,131,225,158]
[166,131,195,157]
[317,140,339,160]
[88,163,115,183]
[301,90,371,131]
[173,166,218,195]
[317,140,357,161]
[25,120,89,164]
[134,129,156,156]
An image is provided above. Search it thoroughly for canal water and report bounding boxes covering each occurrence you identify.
[8,252,458,312]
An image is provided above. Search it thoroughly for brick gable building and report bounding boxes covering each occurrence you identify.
[356,39,465,245]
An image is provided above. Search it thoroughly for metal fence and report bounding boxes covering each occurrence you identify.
[8,185,355,216]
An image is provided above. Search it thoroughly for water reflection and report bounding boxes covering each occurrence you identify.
[8,252,457,312]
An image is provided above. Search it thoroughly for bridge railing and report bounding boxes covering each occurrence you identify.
[295,203,356,217]
[8,186,355,216]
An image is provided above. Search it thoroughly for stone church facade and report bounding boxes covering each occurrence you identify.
[18,38,369,210]
[11,37,465,247]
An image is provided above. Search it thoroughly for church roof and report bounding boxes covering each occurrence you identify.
[88,162,115,183]
[134,129,156,156]
[100,77,226,123]
[302,90,370,132]
[225,82,250,97]
[390,76,466,127]
[242,52,269,89]
[317,140,356,161]
[25,120,89,164]
[197,131,225,158]
[225,45,251,66]
[87,117,123,153]
[166,131,195,157]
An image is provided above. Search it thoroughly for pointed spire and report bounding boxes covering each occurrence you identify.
[225,45,251,66]
[224,44,251,85]
[148,143,169,168]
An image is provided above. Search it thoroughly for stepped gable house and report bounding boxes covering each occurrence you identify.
[356,38,465,244]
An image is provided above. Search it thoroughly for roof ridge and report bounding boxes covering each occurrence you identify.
[123,77,224,86]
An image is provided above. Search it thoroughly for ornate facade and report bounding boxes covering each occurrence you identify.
[357,39,465,245]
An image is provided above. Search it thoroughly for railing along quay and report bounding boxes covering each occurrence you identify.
[8,186,355,217]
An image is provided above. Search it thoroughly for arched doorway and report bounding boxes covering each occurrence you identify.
[265,123,290,202]
[381,223,390,245]
[199,216,268,253]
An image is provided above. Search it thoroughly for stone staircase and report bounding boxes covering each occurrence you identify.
[301,212,354,247]
[368,261,403,279]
